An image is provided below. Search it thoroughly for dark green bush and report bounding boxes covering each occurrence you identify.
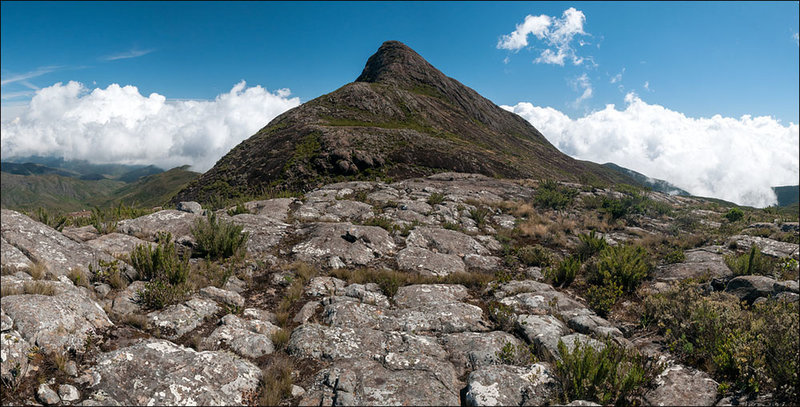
[663,249,686,264]
[589,244,650,293]
[534,180,578,210]
[496,341,537,366]
[226,202,248,216]
[90,206,118,234]
[586,281,623,317]
[488,301,516,332]
[549,255,581,288]
[724,207,744,222]
[130,233,190,309]
[576,231,608,261]
[427,192,446,205]
[518,244,552,267]
[31,207,68,231]
[554,337,662,405]
[640,282,798,401]
[191,212,249,260]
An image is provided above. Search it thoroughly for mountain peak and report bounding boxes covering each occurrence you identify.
[355,41,444,85]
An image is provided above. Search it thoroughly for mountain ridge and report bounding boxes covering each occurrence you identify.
[174,41,633,203]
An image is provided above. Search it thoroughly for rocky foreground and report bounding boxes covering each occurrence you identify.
[1,173,798,406]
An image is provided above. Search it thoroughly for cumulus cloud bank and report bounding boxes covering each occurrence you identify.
[503,94,799,208]
[498,7,589,66]
[0,81,301,171]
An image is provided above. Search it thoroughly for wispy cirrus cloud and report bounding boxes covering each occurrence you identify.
[1,66,62,86]
[101,48,155,61]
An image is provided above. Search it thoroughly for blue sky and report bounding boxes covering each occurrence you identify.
[2,1,798,122]
[1,2,798,207]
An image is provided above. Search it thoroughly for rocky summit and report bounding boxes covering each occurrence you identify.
[2,172,798,406]
[174,41,630,203]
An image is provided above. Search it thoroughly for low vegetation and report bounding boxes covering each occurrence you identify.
[191,212,249,260]
[553,338,662,405]
[129,233,190,310]
[548,255,580,288]
[534,179,578,210]
[640,281,799,402]
[586,244,650,316]
[259,355,295,406]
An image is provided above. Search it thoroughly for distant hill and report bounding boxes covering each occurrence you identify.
[3,156,163,182]
[0,165,199,213]
[602,163,690,196]
[0,172,124,212]
[772,185,799,207]
[175,41,634,203]
[100,165,200,207]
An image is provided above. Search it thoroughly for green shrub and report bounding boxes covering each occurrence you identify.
[553,337,662,405]
[663,249,686,264]
[191,212,249,260]
[586,281,623,317]
[518,244,552,267]
[724,245,779,277]
[640,282,798,401]
[88,259,128,289]
[363,217,396,232]
[130,233,190,309]
[589,245,650,293]
[724,207,744,222]
[576,231,608,261]
[534,180,578,210]
[427,192,446,205]
[31,207,68,231]
[549,255,581,288]
[469,206,492,228]
[496,341,537,366]
[226,202,248,216]
[90,206,117,234]
[488,301,516,332]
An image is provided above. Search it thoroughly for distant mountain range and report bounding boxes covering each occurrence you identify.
[601,163,690,196]
[1,158,199,212]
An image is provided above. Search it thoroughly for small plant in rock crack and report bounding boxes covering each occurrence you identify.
[191,211,249,260]
[548,255,580,288]
[427,192,446,205]
[488,301,517,332]
[496,341,538,366]
[469,206,492,229]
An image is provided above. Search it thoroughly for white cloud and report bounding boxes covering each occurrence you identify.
[102,48,155,61]
[794,32,799,46]
[1,81,301,172]
[502,95,799,207]
[643,81,651,91]
[498,8,589,66]
[1,66,62,86]
[610,68,625,84]
[570,73,593,106]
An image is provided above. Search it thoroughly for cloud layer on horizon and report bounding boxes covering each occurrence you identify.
[0,81,300,172]
[502,94,799,207]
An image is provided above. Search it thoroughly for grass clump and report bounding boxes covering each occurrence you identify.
[90,206,117,234]
[663,249,686,264]
[226,202,249,216]
[0,281,57,297]
[534,180,578,210]
[29,207,67,231]
[496,341,537,366]
[553,338,662,405]
[586,244,649,316]
[427,192,446,205]
[129,233,190,310]
[517,244,552,267]
[275,263,319,328]
[576,231,608,261]
[88,259,128,289]
[191,212,249,260]
[640,282,799,401]
[724,245,779,277]
[270,328,291,350]
[259,355,294,406]
[329,268,494,299]
[548,255,581,288]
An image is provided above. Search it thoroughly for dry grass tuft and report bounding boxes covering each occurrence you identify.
[259,355,294,406]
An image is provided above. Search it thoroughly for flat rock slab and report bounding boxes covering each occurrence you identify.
[406,226,490,257]
[219,213,289,256]
[464,363,558,406]
[728,235,799,259]
[1,209,121,278]
[644,364,718,406]
[1,236,34,273]
[396,246,466,276]
[1,329,31,383]
[439,331,524,376]
[299,357,461,406]
[292,222,396,267]
[1,289,112,353]
[116,210,199,240]
[393,284,470,307]
[295,199,375,223]
[202,317,275,359]
[516,314,570,360]
[654,246,733,281]
[85,339,262,406]
[147,297,220,340]
[724,275,778,304]
[85,233,154,258]
[246,198,297,222]
[288,323,446,361]
[61,225,100,243]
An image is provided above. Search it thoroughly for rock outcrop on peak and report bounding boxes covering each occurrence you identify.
[174,41,631,204]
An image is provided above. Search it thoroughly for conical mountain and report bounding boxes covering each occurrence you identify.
[175,41,630,203]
